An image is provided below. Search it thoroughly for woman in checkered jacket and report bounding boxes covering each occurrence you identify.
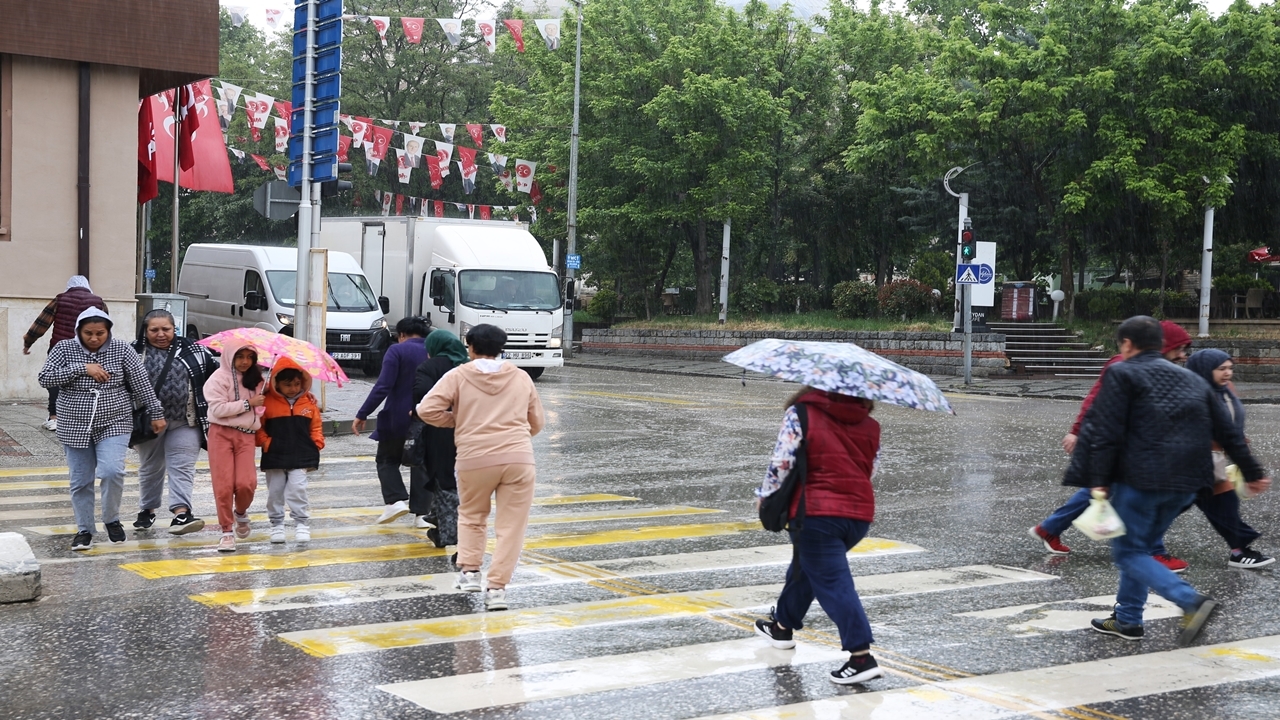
[38,308,165,551]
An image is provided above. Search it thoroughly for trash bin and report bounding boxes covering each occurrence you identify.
[135,294,189,337]
[1001,282,1035,321]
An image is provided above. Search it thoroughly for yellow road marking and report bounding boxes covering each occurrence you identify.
[533,493,637,505]
[121,520,764,578]
[85,525,424,555]
[568,391,702,406]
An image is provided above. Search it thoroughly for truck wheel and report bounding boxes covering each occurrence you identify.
[186,325,199,340]
[523,367,544,380]
[362,353,384,378]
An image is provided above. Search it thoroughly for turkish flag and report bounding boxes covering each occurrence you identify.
[367,125,393,162]
[401,17,425,43]
[177,84,200,171]
[503,19,525,52]
[466,124,484,148]
[350,116,372,148]
[250,154,271,171]
[337,134,352,162]
[433,200,445,218]
[152,81,234,193]
[480,205,491,221]
[138,99,158,204]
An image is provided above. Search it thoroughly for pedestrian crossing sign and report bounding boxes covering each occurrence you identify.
[956,264,980,284]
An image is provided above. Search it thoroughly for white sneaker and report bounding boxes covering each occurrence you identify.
[269,526,286,544]
[485,588,508,611]
[295,524,310,543]
[376,500,410,524]
[42,418,57,431]
[415,515,434,529]
[454,570,482,592]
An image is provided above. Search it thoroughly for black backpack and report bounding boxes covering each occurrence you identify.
[758,404,809,532]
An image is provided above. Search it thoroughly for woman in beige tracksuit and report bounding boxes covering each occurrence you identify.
[415,323,545,611]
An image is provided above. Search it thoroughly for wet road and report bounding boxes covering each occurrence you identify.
[4,366,1280,719]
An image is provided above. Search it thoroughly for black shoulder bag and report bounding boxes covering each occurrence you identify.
[130,346,177,448]
[758,404,810,532]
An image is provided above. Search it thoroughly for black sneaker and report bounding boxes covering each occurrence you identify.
[105,521,126,544]
[1091,616,1144,640]
[1228,547,1275,569]
[71,531,93,551]
[830,653,884,685]
[754,611,796,649]
[426,527,444,548]
[133,510,156,530]
[168,512,206,536]
[1180,595,1218,646]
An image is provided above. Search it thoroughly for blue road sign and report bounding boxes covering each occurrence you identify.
[978,264,994,284]
[288,0,343,188]
[566,254,582,270]
[144,269,156,280]
[956,264,980,284]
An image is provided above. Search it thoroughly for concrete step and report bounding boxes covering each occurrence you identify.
[1022,365,1107,374]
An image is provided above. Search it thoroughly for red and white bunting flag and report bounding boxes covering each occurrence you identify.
[534,19,562,51]
[438,123,456,143]
[251,154,270,171]
[177,84,201,172]
[408,121,426,135]
[264,8,282,30]
[382,119,401,128]
[375,190,382,203]
[488,153,507,175]
[478,19,497,52]
[273,165,287,181]
[403,135,425,167]
[401,17,425,43]
[138,98,158,204]
[436,18,462,47]
[274,100,293,122]
[514,159,537,193]
[456,146,478,176]
[381,191,393,216]
[467,204,476,219]
[498,167,514,192]
[218,82,242,119]
[273,116,289,153]
[370,16,391,45]
[466,124,484,148]
[530,181,544,205]
[229,147,246,163]
[434,141,454,178]
[340,113,353,128]
[503,20,525,52]
[350,116,371,148]
[396,194,405,215]
[244,93,273,142]
[458,162,478,194]
[368,125,394,162]
[227,6,248,27]
[490,124,507,143]
[454,203,467,212]
[337,134,352,162]
[480,205,492,220]
[396,149,413,184]
[425,154,443,189]
[433,200,445,218]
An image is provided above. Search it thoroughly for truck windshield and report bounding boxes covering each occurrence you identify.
[459,270,561,311]
[265,271,380,312]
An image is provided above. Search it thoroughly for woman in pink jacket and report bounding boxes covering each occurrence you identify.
[203,337,266,552]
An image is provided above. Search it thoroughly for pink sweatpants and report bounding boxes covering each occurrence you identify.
[456,463,537,588]
[208,424,258,532]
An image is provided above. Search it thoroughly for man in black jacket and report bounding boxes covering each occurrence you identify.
[1067,316,1271,645]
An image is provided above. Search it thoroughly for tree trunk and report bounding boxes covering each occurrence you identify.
[652,234,679,316]
[688,219,714,315]
[875,239,892,287]
[1159,236,1169,318]
[1061,231,1075,321]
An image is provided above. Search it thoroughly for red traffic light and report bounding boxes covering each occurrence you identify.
[961,229,974,243]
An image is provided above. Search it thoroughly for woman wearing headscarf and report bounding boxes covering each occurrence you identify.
[204,337,266,552]
[38,308,164,551]
[130,309,219,535]
[411,328,470,548]
[23,275,108,431]
[1185,349,1274,569]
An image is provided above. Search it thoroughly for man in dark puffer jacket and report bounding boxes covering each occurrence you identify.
[1066,316,1271,645]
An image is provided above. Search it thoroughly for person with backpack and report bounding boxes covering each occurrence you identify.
[752,386,884,685]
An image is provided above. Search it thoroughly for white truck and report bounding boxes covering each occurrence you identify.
[316,216,564,378]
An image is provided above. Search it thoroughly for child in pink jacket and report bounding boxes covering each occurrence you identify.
[203,337,266,552]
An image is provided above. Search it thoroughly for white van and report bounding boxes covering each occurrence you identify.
[177,243,392,376]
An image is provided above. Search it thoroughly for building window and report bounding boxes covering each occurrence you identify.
[0,55,10,240]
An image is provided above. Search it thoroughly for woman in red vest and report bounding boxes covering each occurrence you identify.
[754,386,883,685]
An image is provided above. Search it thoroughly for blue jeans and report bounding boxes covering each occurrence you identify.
[64,434,130,534]
[1042,487,1177,556]
[773,516,874,653]
[1109,483,1202,625]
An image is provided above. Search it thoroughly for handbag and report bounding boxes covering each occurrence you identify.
[402,420,428,467]
[759,404,809,532]
[129,346,178,448]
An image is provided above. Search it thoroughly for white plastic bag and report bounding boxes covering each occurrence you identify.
[1227,464,1252,499]
[1072,489,1126,541]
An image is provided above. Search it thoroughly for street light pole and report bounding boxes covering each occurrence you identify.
[562,0,583,358]
[294,0,318,343]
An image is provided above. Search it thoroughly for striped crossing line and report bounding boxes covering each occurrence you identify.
[0,455,374,479]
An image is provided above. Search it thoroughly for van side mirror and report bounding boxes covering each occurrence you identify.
[244,291,264,311]
[564,279,576,303]
[378,296,390,315]
[429,275,444,304]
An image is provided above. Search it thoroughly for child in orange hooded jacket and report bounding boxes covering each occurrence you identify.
[255,356,324,543]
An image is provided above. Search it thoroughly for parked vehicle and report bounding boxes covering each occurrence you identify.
[317,217,563,378]
[177,243,392,376]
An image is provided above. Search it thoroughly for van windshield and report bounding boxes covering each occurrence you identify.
[459,270,561,311]
[265,271,380,312]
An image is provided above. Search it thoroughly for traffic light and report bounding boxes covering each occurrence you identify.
[321,162,353,197]
[960,218,976,262]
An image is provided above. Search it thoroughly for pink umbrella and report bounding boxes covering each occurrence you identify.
[196,327,351,387]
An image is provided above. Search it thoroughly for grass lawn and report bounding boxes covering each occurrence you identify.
[613,311,952,332]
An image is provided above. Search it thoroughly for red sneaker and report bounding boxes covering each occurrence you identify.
[1028,525,1071,555]
[1154,554,1188,573]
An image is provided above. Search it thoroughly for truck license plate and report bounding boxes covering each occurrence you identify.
[331,353,362,360]
[503,351,533,360]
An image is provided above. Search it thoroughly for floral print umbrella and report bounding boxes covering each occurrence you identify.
[196,327,351,387]
[723,339,953,413]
